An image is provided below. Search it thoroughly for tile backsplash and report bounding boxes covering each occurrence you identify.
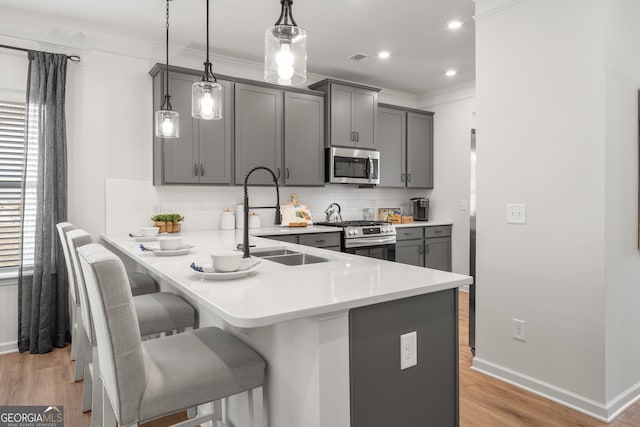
[106,178,431,234]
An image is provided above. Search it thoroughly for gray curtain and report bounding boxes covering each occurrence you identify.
[18,51,69,354]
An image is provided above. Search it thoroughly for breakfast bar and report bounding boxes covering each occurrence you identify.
[102,229,472,427]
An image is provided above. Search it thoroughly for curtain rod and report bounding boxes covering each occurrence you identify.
[0,44,81,62]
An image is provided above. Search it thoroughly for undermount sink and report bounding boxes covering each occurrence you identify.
[252,249,329,266]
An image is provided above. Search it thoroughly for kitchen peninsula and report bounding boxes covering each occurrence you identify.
[102,229,472,427]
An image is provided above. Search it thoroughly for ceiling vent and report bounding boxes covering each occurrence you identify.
[348,52,375,63]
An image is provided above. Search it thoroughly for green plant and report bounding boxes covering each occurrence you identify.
[151,213,184,223]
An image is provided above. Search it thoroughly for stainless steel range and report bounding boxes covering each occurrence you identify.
[315,220,396,261]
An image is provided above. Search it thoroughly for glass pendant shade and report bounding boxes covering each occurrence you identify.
[264,25,307,85]
[192,80,222,120]
[155,109,180,138]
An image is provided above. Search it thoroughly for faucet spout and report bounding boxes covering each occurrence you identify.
[243,166,281,258]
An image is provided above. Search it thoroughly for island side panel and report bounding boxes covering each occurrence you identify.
[349,289,459,427]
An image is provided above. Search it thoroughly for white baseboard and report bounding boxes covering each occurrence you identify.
[0,340,18,355]
[472,357,640,422]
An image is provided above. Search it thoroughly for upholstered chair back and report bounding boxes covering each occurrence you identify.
[55,222,78,301]
[66,229,96,345]
[77,243,146,425]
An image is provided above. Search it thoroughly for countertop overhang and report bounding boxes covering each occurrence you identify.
[103,229,471,328]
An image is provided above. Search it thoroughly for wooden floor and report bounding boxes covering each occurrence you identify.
[1,291,640,426]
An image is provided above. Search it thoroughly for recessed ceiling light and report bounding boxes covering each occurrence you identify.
[447,20,463,30]
[446,69,457,77]
[378,51,390,59]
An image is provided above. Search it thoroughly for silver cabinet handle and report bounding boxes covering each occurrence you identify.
[407,173,412,183]
[200,164,204,176]
[276,168,281,179]
[194,164,198,176]
[316,239,325,244]
[401,173,405,182]
[350,131,355,141]
[356,131,360,142]
[425,244,430,254]
[286,168,290,179]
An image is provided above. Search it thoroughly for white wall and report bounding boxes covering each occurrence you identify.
[474,0,640,420]
[603,0,640,405]
[419,89,476,275]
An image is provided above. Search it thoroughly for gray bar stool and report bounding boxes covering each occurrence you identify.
[67,230,197,427]
[78,243,265,427]
[56,223,159,381]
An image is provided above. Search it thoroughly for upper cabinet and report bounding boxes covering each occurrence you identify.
[150,66,233,185]
[150,64,324,187]
[309,79,380,149]
[377,104,434,189]
[234,83,325,186]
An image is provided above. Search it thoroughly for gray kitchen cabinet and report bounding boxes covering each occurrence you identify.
[395,225,451,272]
[151,67,233,185]
[284,92,325,186]
[407,112,434,188]
[425,236,451,272]
[308,79,380,149]
[262,232,342,250]
[377,104,434,189]
[235,84,325,186]
[378,107,406,187]
[235,83,283,185]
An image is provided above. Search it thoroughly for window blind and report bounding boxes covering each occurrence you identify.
[0,100,34,269]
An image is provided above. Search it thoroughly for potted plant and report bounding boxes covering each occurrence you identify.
[151,213,184,233]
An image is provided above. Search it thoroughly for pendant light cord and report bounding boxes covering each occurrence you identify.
[162,0,173,110]
[275,0,297,27]
[200,0,218,83]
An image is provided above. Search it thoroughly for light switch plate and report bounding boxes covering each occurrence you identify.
[507,203,526,224]
[400,331,417,370]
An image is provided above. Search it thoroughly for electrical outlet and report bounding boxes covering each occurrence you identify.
[512,318,526,341]
[460,199,468,211]
[506,203,526,224]
[400,331,417,370]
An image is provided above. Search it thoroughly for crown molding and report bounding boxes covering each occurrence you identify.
[474,0,527,21]
[418,81,476,109]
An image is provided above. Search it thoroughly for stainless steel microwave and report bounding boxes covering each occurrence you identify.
[326,147,380,185]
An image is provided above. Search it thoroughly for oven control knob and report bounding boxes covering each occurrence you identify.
[348,230,355,235]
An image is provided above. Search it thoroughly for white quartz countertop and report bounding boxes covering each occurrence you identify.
[102,229,471,328]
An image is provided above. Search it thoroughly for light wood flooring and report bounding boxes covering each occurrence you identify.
[1,291,640,426]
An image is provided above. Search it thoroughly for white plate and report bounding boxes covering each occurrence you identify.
[144,244,194,256]
[192,259,261,281]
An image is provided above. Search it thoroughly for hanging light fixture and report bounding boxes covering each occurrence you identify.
[264,0,307,85]
[192,0,222,120]
[155,0,179,138]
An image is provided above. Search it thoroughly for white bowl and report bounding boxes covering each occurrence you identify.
[141,226,159,237]
[158,236,183,250]
[210,251,243,272]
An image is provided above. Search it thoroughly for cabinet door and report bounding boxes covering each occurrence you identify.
[299,232,341,248]
[263,234,298,244]
[330,84,356,147]
[395,239,424,267]
[406,112,434,189]
[354,88,378,149]
[235,84,283,185]
[159,73,199,184]
[284,92,325,186]
[425,237,451,272]
[199,80,233,184]
[377,107,406,187]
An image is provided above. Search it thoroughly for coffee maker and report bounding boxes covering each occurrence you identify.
[411,198,429,221]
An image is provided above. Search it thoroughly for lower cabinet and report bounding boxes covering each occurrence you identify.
[262,232,341,251]
[395,225,452,272]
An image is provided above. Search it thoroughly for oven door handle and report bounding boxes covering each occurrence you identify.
[344,236,397,248]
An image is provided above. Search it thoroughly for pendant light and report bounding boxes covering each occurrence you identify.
[264,0,307,86]
[155,0,179,138]
[192,0,222,120]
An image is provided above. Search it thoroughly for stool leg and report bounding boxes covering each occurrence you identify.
[73,320,85,382]
[91,348,103,427]
[248,387,265,427]
[102,385,116,427]
[81,331,92,411]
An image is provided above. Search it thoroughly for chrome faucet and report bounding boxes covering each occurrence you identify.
[242,166,281,258]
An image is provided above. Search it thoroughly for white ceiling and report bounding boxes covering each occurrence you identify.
[0,0,475,95]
